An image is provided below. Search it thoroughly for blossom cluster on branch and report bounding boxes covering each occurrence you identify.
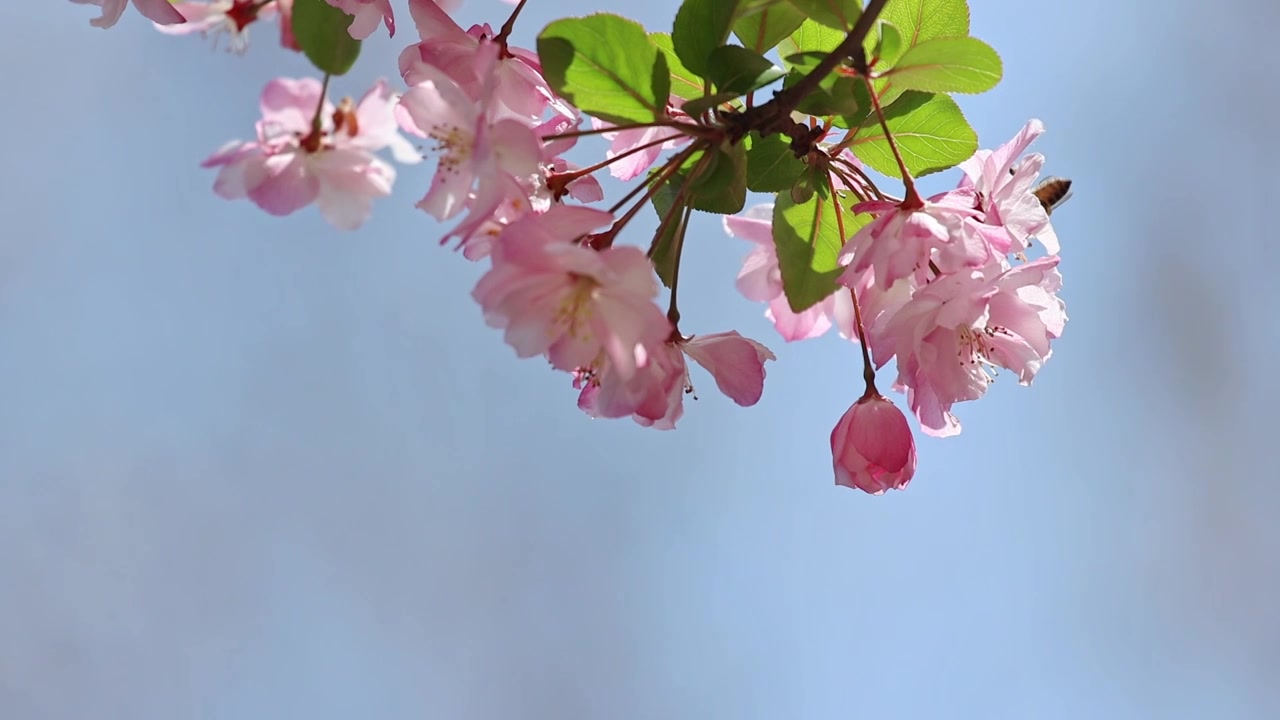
[72,0,1071,494]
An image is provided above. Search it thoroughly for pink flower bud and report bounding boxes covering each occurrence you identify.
[830,395,917,494]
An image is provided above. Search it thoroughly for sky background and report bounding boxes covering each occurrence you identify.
[2,1,1278,718]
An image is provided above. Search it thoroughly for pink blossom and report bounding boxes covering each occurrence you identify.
[545,157,604,204]
[958,119,1060,254]
[153,1,279,53]
[841,189,994,290]
[324,0,394,39]
[577,342,686,429]
[882,256,1067,437]
[72,0,185,27]
[442,191,539,262]
[472,206,672,379]
[539,114,604,205]
[577,330,775,430]
[401,0,566,122]
[723,204,854,342]
[435,114,601,262]
[831,394,917,494]
[397,43,545,244]
[202,77,418,230]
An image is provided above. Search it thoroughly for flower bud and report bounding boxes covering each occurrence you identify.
[830,394,917,494]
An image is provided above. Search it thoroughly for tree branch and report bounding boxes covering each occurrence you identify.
[723,0,890,144]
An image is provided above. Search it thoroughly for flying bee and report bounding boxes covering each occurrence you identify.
[332,97,359,138]
[1008,164,1074,216]
[1031,177,1073,215]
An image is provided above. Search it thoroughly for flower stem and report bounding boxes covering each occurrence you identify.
[494,0,528,46]
[826,163,870,205]
[300,73,331,153]
[663,205,694,331]
[849,286,879,399]
[541,120,700,143]
[863,74,920,207]
[606,142,701,217]
[557,132,686,184]
[600,143,702,250]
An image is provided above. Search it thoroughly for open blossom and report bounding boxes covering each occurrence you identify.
[539,113,604,202]
[841,189,999,290]
[153,1,279,53]
[577,341,686,428]
[431,115,599,263]
[831,394,917,494]
[724,204,854,342]
[959,119,1060,254]
[202,77,419,230]
[882,255,1067,437]
[472,206,672,379]
[397,41,545,248]
[72,0,185,27]
[325,0,394,39]
[578,331,776,429]
[401,0,568,122]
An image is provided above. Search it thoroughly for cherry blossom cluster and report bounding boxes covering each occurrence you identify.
[71,0,1070,494]
[724,121,1066,491]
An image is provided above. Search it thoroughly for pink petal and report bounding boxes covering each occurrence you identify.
[133,0,186,25]
[766,297,832,342]
[683,331,775,407]
[722,205,774,246]
[259,77,327,133]
[407,0,467,41]
[245,153,319,216]
[485,118,544,177]
[735,245,781,302]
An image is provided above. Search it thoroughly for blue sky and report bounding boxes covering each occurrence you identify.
[2,1,1278,718]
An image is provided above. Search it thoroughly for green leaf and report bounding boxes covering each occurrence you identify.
[773,186,843,311]
[733,2,806,53]
[737,0,790,14]
[870,20,904,66]
[672,0,741,79]
[866,0,969,104]
[848,91,977,177]
[881,0,969,44]
[744,132,808,192]
[650,33,705,101]
[649,182,687,288]
[538,14,672,124]
[687,142,747,214]
[786,0,863,31]
[291,0,362,76]
[778,18,844,70]
[707,45,785,95]
[883,36,1001,94]
[829,79,872,128]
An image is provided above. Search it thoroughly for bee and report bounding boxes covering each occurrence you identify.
[332,97,359,138]
[1031,177,1073,215]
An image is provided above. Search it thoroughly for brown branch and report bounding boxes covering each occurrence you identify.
[722,0,890,145]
